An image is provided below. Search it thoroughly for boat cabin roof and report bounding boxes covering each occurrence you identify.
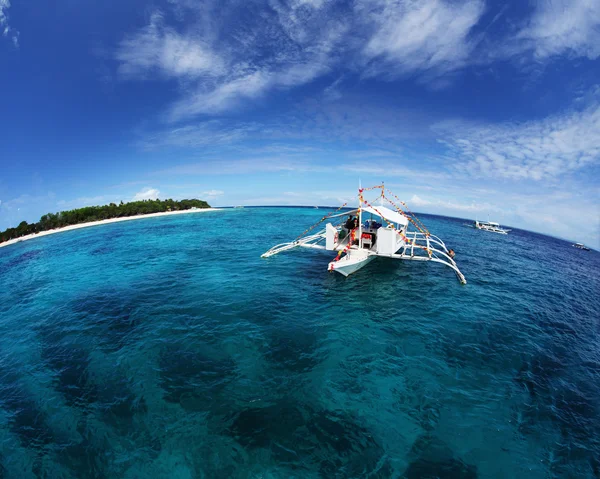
[340,206,409,227]
[478,220,499,226]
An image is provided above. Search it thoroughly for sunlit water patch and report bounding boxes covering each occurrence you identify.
[0,208,598,478]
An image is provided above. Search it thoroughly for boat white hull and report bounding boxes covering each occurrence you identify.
[328,250,375,276]
[475,222,510,234]
[262,184,468,284]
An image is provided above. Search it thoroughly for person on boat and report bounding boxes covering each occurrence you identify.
[345,215,356,230]
[448,249,455,259]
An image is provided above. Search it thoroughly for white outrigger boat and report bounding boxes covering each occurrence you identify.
[474,220,511,235]
[262,185,466,284]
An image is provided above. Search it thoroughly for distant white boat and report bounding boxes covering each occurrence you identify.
[572,243,590,251]
[262,184,466,284]
[233,205,244,209]
[474,220,511,235]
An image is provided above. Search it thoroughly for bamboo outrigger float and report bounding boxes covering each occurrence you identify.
[262,184,467,284]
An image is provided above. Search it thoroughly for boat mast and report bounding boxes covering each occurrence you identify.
[358,180,362,249]
[358,180,363,249]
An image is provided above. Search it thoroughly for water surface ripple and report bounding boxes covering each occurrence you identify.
[0,208,599,478]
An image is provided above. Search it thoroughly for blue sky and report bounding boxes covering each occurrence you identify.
[0,0,599,247]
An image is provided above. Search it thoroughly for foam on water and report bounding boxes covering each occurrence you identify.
[0,208,599,478]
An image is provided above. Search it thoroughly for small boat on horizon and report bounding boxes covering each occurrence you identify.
[572,243,590,251]
[262,184,466,284]
[474,219,511,235]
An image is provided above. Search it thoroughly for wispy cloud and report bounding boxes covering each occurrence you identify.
[339,163,452,181]
[151,157,322,177]
[138,121,255,150]
[502,190,599,246]
[201,189,224,197]
[115,0,491,121]
[166,19,345,120]
[409,194,498,213]
[167,71,270,119]
[106,180,148,190]
[235,188,358,207]
[360,0,485,79]
[148,152,456,188]
[0,0,19,47]
[436,100,600,180]
[116,1,345,121]
[407,190,598,248]
[511,0,600,60]
[323,75,345,102]
[113,0,600,121]
[271,100,436,145]
[133,187,160,201]
[115,11,224,80]
[167,60,332,120]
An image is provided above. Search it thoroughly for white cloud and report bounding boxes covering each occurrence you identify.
[168,70,272,119]
[234,188,356,207]
[409,194,430,207]
[407,190,598,249]
[340,163,452,181]
[360,0,485,79]
[115,11,224,79]
[152,157,319,177]
[0,0,19,47]
[116,2,345,121]
[293,0,328,8]
[508,192,599,247]
[409,194,497,213]
[514,0,600,60]
[113,0,600,120]
[138,121,254,150]
[201,189,224,197]
[166,19,344,120]
[323,75,344,101]
[436,101,600,180]
[269,101,435,144]
[133,187,161,201]
[167,60,333,119]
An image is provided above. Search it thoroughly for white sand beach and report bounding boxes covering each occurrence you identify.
[0,208,222,249]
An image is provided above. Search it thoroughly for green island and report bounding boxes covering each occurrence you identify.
[0,198,210,244]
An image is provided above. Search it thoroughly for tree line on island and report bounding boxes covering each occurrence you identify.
[0,198,210,244]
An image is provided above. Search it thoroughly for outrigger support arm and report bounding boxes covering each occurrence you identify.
[261,231,327,258]
[388,251,466,284]
[398,232,467,284]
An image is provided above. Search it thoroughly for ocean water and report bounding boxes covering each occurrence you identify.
[0,207,598,478]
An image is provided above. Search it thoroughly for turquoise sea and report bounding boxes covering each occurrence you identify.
[0,207,598,478]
